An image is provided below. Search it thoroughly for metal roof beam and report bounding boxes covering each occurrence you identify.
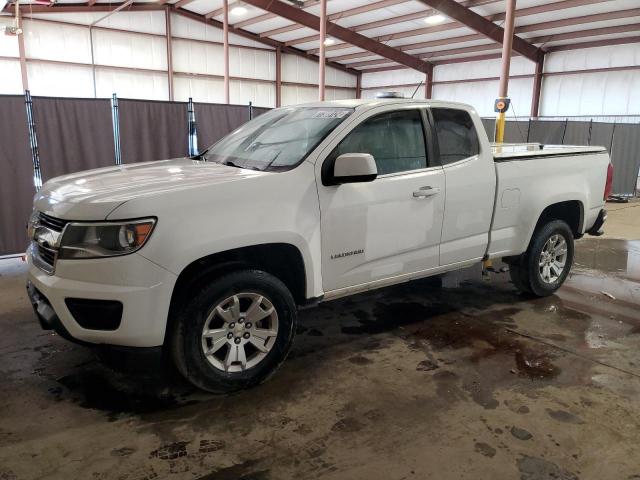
[173,7,360,76]
[259,0,407,37]
[305,0,609,55]
[329,7,640,63]
[240,0,432,73]
[415,0,541,61]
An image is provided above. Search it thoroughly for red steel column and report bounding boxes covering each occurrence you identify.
[18,32,29,92]
[223,0,230,104]
[275,46,282,107]
[530,53,544,117]
[355,72,361,99]
[425,64,433,99]
[495,0,516,143]
[318,0,327,101]
[165,6,174,101]
[498,0,516,100]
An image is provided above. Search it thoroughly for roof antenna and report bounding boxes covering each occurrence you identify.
[410,80,424,99]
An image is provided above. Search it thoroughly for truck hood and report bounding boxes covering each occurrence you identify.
[34,158,268,220]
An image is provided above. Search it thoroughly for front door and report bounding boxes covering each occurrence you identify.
[317,106,446,292]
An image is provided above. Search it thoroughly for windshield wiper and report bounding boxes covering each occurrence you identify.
[223,160,261,171]
[247,140,290,151]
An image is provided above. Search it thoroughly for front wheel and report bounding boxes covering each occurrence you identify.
[170,269,297,393]
[508,220,574,297]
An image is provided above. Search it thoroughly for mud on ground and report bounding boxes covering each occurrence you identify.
[0,238,639,480]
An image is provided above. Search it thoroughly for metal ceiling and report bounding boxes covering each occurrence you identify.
[8,0,640,72]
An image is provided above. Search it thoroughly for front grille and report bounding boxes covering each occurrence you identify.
[39,212,68,232]
[32,212,69,274]
[37,245,56,266]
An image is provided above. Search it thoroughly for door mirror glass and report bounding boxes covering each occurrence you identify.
[333,153,378,184]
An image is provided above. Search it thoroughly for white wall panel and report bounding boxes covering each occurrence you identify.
[93,29,167,70]
[281,85,354,105]
[230,47,275,81]
[434,57,535,81]
[95,68,168,100]
[0,17,19,57]
[172,38,224,76]
[282,53,356,87]
[174,76,275,108]
[281,84,318,106]
[0,59,23,94]
[361,68,424,88]
[327,66,357,88]
[98,11,166,36]
[433,78,534,117]
[174,76,225,104]
[230,80,275,108]
[362,85,425,99]
[27,62,94,98]
[28,12,166,35]
[540,70,640,117]
[325,88,357,101]
[170,13,274,49]
[544,44,640,72]
[23,20,91,64]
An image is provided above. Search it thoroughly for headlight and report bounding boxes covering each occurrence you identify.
[58,218,156,259]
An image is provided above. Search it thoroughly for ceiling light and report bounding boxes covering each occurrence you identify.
[424,14,445,25]
[230,6,248,16]
[323,37,335,46]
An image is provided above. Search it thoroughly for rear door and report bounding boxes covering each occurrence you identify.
[429,107,496,266]
[317,105,446,292]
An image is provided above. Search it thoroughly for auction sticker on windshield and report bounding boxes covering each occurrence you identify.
[312,110,350,119]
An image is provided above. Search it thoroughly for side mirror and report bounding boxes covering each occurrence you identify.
[332,153,377,184]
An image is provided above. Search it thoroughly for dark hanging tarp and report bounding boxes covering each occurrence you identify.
[528,120,567,145]
[32,96,115,182]
[563,121,591,146]
[195,103,250,152]
[610,123,640,195]
[0,95,36,256]
[504,121,530,143]
[195,103,270,151]
[118,99,188,163]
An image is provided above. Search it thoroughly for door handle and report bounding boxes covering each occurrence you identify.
[413,186,441,198]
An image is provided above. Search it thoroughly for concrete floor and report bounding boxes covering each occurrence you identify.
[1,211,639,479]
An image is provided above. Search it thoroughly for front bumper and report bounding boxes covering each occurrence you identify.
[586,208,607,236]
[26,248,177,347]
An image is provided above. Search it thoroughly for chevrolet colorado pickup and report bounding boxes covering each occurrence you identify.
[26,99,612,392]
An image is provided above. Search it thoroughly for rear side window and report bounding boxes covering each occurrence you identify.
[431,108,479,165]
[332,109,427,175]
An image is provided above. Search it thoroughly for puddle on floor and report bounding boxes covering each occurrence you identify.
[574,238,640,281]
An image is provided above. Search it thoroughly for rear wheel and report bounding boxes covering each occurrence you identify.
[507,220,574,297]
[170,269,297,393]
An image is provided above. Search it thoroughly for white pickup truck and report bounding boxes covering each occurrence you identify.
[26,98,612,392]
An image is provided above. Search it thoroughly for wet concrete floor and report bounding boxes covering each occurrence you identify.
[1,237,640,479]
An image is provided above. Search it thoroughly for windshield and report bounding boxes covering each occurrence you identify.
[200,107,353,171]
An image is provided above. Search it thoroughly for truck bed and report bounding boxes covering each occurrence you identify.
[492,143,607,162]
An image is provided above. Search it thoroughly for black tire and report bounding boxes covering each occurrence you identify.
[509,220,574,297]
[508,257,532,294]
[170,269,297,393]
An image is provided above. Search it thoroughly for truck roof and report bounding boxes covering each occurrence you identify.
[294,98,476,111]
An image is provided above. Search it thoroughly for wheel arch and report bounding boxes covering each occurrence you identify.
[533,200,584,238]
[165,243,307,346]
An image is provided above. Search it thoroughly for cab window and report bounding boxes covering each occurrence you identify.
[331,109,428,175]
[431,108,480,165]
